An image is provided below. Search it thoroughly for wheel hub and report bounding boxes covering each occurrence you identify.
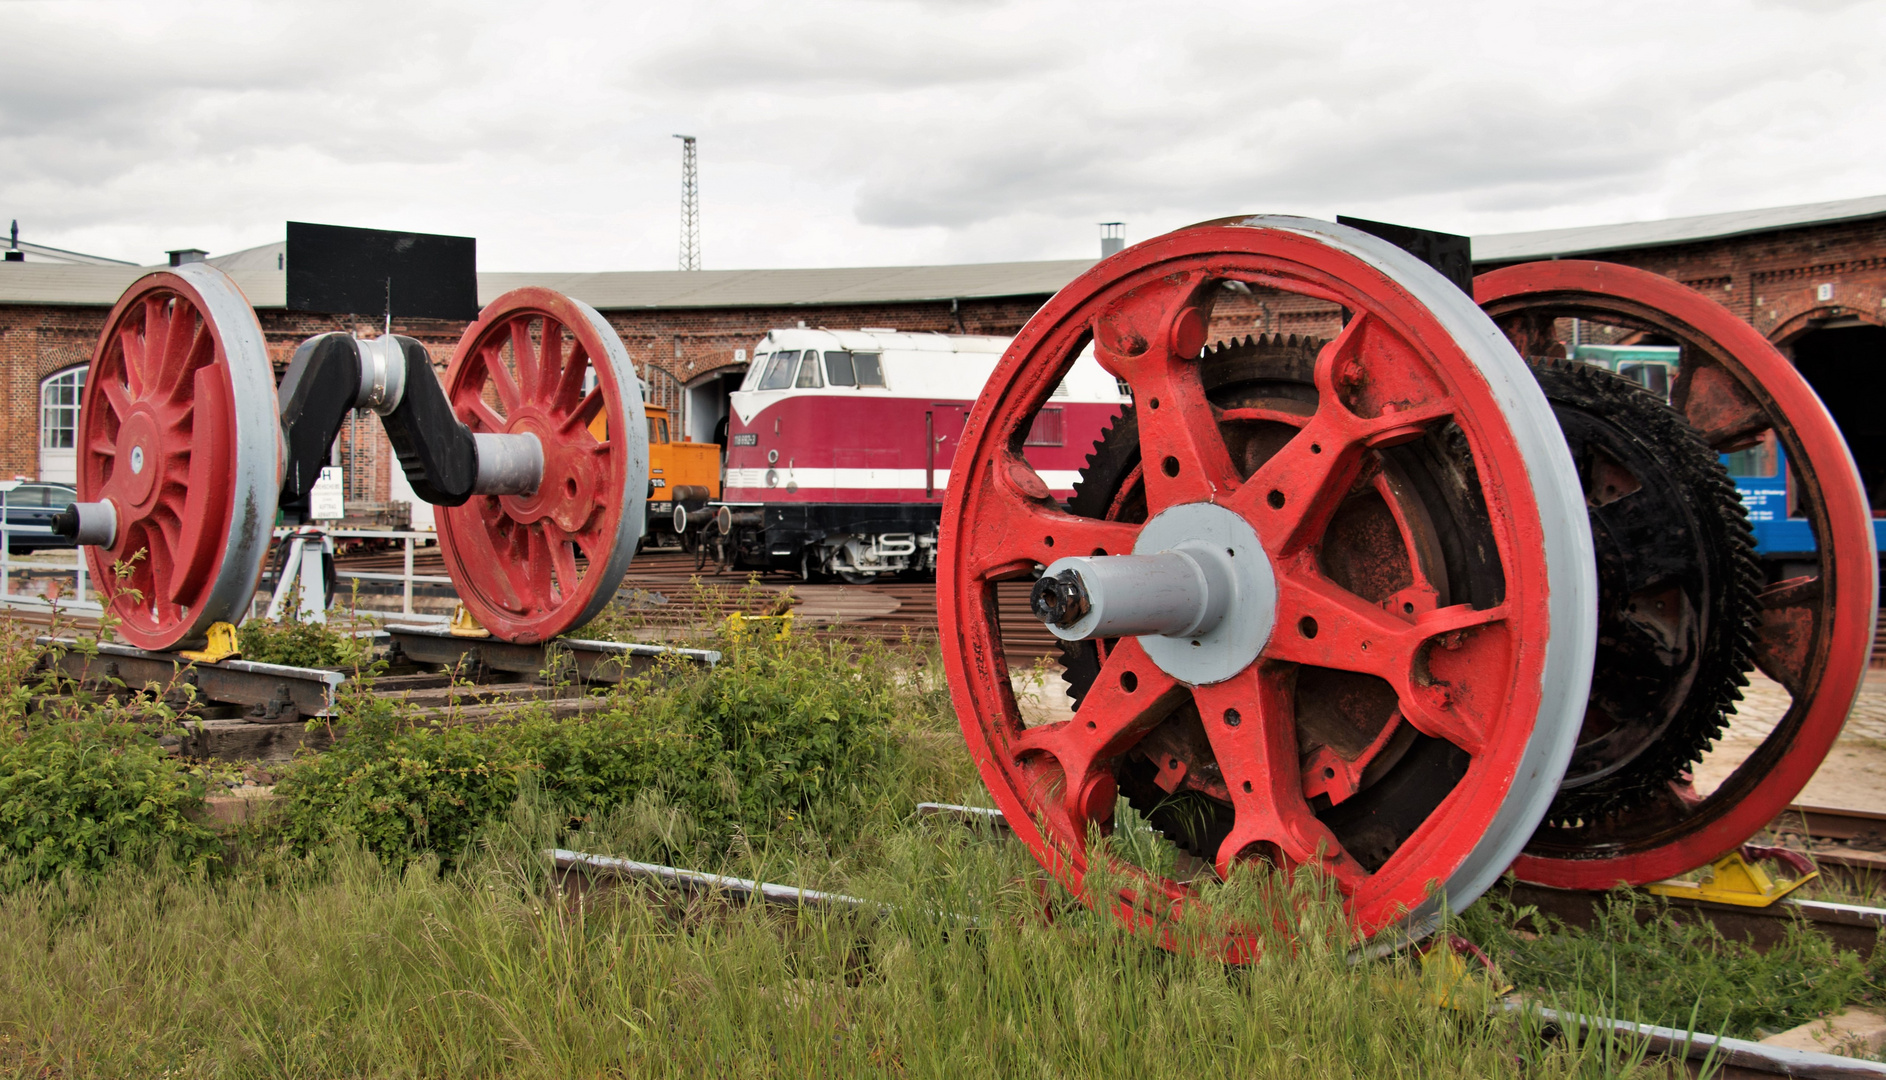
[1035,501,1276,685]
[117,412,162,508]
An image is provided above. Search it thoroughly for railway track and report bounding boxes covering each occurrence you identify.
[332,546,1063,659]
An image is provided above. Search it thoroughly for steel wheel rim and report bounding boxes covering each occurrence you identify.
[1479,260,1878,888]
[79,264,279,651]
[938,217,1597,948]
[437,288,647,643]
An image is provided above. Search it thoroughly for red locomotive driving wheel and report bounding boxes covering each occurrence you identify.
[78,265,279,651]
[1479,261,1877,889]
[939,217,1598,950]
[437,288,648,644]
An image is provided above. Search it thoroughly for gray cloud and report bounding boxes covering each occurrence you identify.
[0,0,1882,269]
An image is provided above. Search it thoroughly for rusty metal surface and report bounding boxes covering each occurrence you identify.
[384,623,717,683]
[37,636,343,722]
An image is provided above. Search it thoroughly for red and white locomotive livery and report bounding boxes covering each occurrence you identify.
[713,327,1127,580]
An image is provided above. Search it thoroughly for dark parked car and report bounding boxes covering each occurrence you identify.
[0,483,78,553]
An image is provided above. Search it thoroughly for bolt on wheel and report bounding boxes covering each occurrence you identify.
[939,217,1598,949]
[436,288,648,643]
[77,264,279,651]
[1477,261,1878,888]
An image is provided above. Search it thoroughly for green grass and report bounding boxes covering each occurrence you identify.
[0,803,1670,1080]
[1464,890,1884,1041]
[0,605,1868,1076]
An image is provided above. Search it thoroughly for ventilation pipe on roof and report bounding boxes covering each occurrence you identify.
[4,220,20,262]
[1100,222,1125,258]
[167,248,208,266]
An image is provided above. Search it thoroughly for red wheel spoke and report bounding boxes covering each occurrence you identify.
[964,479,1141,580]
[534,319,565,402]
[155,302,202,401]
[553,342,590,414]
[1674,360,1771,451]
[1268,570,1506,756]
[1192,668,1363,886]
[100,377,134,424]
[544,522,581,601]
[480,343,522,414]
[1013,637,1181,818]
[117,325,147,397]
[508,320,540,403]
[1228,316,1454,549]
[1109,358,1239,511]
[567,386,606,434]
[465,397,506,435]
[1751,576,1818,695]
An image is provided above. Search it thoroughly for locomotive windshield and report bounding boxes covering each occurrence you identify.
[795,354,823,387]
[756,350,800,390]
[816,350,886,388]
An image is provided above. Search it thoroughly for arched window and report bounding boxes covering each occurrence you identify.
[39,366,85,483]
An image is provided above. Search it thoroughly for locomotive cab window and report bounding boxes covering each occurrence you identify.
[648,416,669,444]
[825,350,857,386]
[795,352,824,388]
[852,352,885,387]
[757,350,800,391]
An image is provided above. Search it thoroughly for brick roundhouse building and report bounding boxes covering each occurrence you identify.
[2,193,1883,519]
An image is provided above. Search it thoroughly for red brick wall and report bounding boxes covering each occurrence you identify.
[1477,217,1886,345]
[0,296,1050,492]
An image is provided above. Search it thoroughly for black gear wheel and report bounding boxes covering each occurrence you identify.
[1525,356,1759,828]
[1056,336,1757,865]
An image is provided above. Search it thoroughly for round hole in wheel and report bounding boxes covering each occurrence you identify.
[1298,616,1318,639]
[437,288,649,644]
[938,217,1595,954]
[1477,260,1876,889]
[79,265,279,652]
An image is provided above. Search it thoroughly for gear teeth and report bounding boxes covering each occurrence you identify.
[1527,356,1762,827]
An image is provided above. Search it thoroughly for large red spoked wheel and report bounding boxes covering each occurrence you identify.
[939,217,1598,949]
[1479,261,1877,888]
[79,265,279,651]
[437,288,647,643]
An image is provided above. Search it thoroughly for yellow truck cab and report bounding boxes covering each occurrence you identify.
[587,404,721,541]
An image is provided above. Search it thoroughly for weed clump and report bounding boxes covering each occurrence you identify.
[0,711,219,888]
[1465,890,1873,1039]
[270,627,907,868]
[236,611,375,670]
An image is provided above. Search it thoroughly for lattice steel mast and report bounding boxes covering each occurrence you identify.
[674,135,700,271]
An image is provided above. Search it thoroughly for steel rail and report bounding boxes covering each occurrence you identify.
[36,636,344,722]
[384,624,719,683]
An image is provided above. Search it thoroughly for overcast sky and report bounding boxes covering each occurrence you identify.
[3,0,1883,271]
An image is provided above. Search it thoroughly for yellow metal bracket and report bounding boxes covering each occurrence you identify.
[178,622,241,664]
[725,611,794,641]
[449,604,491,639]
[1647,850,1817,907]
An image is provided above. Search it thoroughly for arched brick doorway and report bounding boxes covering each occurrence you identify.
[1774,310,1886,514]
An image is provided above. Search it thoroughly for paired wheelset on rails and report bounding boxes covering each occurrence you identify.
[59,263,651,649]
[56,216,1877,957]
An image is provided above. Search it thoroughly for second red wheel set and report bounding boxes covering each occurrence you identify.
[939,217,1875,952]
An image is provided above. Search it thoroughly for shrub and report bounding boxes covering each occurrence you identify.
[237,614,374,670]
[0,713,220,888]
[272,630,904,866]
